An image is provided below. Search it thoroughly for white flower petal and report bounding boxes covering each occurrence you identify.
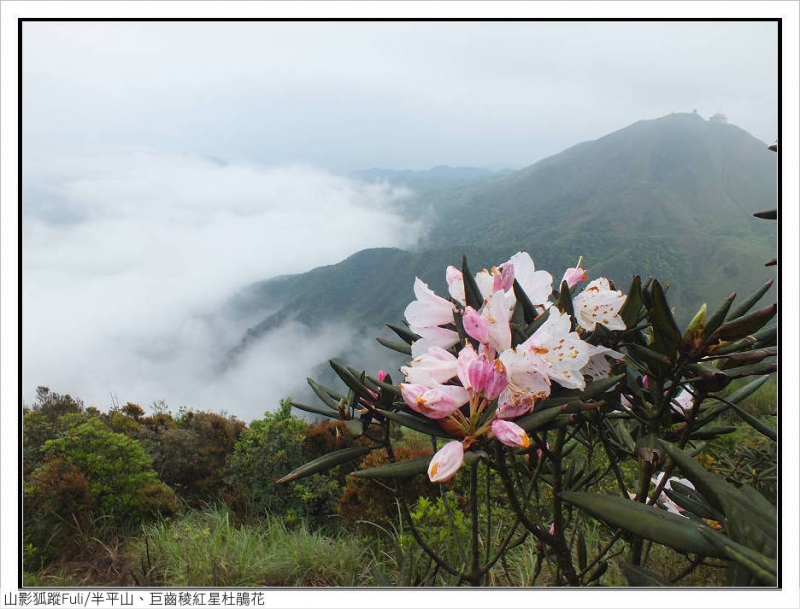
[510,252,553,307]
[405,277,455,330]
[573,278,627,331]
[401,346,459,386]
[410,326,460,358]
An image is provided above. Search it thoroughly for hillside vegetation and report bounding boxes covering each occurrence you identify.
[228,113,776,363]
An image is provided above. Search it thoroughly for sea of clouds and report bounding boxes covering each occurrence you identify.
[22,147,424,423]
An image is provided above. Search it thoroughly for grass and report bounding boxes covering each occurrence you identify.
[132,504,371,586]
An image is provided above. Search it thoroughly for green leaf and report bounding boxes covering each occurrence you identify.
[385,322,420,345]
[620,563,671,587]
[329,360,374,402]
[376,409,449,438]
[351,456,431,479]
[713,375,770,406]
[640,276,654,310]
[696,527,777,586]
[276,446,372,484]
[752,324,777,348]
[688,425,737,441]
[704,292,736,339]
[576,530,587,572]
[533,393,581,411]
[515,407,563,432]
[715,347,776,364]
[661,442,777,534]
[584,561,608,585]
[725,279,774,322]
[727,402,776,441]
[711,304,777,343]
[648,280,682,358]
[683,362,729,389]
[560,491,724,557]
[288,400,339,419]
[512,278,538,324]
[614,420,636,452]
[753,209,777,220]
[461,255,484,311]
[376,337,412,355]
[556,280,575,328]
[306,378,344,411]
[618,275,643,329]
[369,379,402,398]
[663,481,723,521]
[580,374,625,399]
[709,324,776,356]
[624,343,673,377]
[717,361,777,379]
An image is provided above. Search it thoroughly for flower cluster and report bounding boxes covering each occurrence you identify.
[399,252,627,482]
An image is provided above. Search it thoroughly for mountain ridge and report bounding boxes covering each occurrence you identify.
[225,112,777,369]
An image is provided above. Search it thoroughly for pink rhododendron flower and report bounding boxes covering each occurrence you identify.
[400,383,469,419]
[491,419,530,448]
[497,348,551,418]
[377,370,388,382]
[400,346,458,387]
[561,256,589,288]
[404,278,460,357]
[428,440,464,483]
[582,345,625,380]
[467,354,508,400]
[446,252,552,311]
[572,277,627,331]
[405,278,455,328]
[519,308,592,390]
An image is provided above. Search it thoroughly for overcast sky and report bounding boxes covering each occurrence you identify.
[23,20,777,171]
[20,19,780,421]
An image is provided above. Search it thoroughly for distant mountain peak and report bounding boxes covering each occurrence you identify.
[231,113,776,368]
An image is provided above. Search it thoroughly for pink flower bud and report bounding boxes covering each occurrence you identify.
[428,440,464,483]
[491,419,530,448]
[377,370,388,383]
[485,358,509,400]
[467,355,493,394]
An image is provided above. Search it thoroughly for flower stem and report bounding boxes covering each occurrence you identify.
[468,462,481,586]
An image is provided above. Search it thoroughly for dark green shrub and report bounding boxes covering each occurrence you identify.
[39,417,177,521]
[224,400,311,524]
